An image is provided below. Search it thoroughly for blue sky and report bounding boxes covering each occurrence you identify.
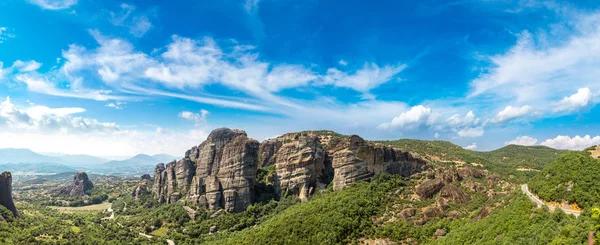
[1,0,600,156]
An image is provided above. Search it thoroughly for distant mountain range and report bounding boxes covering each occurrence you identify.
[0,148,178,175]
[104,154,178,167]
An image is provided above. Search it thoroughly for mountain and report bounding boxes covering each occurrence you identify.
[0,148,109,166]
[57,154,109,166]
[104,154,174,167]
[151,153,178,163]
[0,149,63,165]
[0,163,76,174]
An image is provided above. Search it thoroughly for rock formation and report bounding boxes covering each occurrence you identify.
[131,181,148,200]
[415,179,444,199]
[152,128,427,212]
[271,135,325,200]
[0,172,20,218]
[153,128,259,212]
[439,184,471,203]
[261,132,428,196]
[49,171,94,197]
[140,174,152,180]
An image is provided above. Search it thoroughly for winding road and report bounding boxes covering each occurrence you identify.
[521,184,581,217]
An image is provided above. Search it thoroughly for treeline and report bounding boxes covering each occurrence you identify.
[530,152,600,208]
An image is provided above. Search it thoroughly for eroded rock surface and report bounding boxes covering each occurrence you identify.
[0,172,19,218]
[49,171,94,197]
[153,128,259,212]
[153,128,427,212]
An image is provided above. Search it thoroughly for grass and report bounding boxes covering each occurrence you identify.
[150,227,169,237]
[49,202,111,213]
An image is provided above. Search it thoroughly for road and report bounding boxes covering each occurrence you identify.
[521,184,581,217]
[105,203,175,244]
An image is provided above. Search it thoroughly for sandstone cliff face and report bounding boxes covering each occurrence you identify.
[328,135,427,190]
[153,128,427,212]
[153,128,259,212]
[271,135,325,201]
[261,132,427,195]
[49,171,94,197]
[0,172,19,218]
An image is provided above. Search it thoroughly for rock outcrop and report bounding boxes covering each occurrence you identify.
[153,128,259,212]
[439,184,471,203]
[152,128,427,212]
[49,171,94,197]
[140,174,151,180]
[272,135,325,201]
[415,179,444,199]
[328,135,427,190]
[261,132,428,196]
[131,181,148,200]
[0,172,19,218]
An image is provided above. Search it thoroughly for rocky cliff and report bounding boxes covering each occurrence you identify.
[153,128,427,212]
[0,172,20,218]
[153,128,259,212]
[259,131,427,196]
[49,171,94,197]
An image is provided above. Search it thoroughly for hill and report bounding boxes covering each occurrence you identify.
[479,144,569,170]
[585,145,600,159]
[0,148,63,165]
[529,152,600,208]
[103,154,176,167]
[375,139,567,182]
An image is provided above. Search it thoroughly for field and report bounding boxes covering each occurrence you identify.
[49,202,111,213]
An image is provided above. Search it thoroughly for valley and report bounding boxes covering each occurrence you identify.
[0,128,598,244]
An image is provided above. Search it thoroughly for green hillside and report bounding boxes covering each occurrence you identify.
[377,139,566,182]
[529,152,600,208]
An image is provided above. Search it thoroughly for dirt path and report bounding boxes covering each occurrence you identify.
[521,184,581,217]
[105,203,175,244]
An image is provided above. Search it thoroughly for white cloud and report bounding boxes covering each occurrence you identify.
[110,4,153,38]
[464,143,477,150]
[15,75,126,101]
[377,105,436,130]
[457,127,484,138]
[434,132,440,139]
[505,135,538,146]
[11,60,42,72]
[0,27,15,43]
[444,111,480,128]
[29,0,77,10]
[541,135,600,150]
[339,60,348,66]
[105,101,125,110]
[322,63,406,93]
[0,62,4,79]
[0,96,117,133]
[553,87,594,113]
[490,105,535,124]
[41,31,404,112]
[0,97,210,156]
[378,106,486,138]
[179,110,209,126]
[469,12,600,112]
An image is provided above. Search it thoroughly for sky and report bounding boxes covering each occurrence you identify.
[1,0,600,157]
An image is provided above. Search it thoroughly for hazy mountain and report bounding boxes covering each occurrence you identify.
[104,154,175,167]
[0,163,76,174]
[151,153,178,163]
[59,154,109,166]
[0,148,63,164]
